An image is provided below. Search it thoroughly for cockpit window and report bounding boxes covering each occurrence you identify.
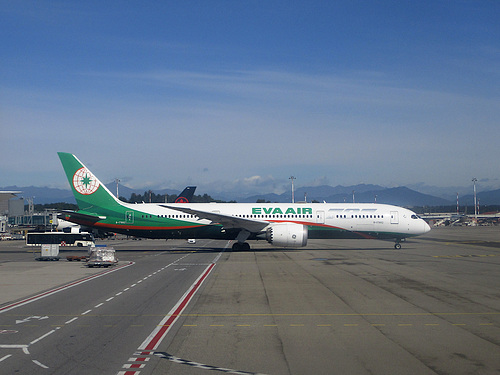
[411,214,420,219]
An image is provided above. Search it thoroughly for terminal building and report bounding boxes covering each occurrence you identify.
[0,191,55,235]
[0,191,21,233]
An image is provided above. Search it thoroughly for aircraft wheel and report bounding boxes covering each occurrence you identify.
[232,242,251,250]
[394,243,402,250]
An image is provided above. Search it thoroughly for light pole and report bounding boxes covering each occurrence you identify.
[289,176,296,203]
[115,178,120,199]
[472,178,477,220]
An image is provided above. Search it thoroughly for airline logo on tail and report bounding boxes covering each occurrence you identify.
[73,167,100,195]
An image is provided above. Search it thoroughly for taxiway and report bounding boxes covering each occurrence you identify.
[0,227,499,374]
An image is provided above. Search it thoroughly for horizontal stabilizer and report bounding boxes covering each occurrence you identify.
[58,210,106,225]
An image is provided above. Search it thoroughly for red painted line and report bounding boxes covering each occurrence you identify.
[139,263,215,351]
[0,262,134,314]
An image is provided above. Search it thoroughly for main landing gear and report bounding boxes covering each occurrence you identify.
[394,239,403,250]
[232,229,251,251]
[232,242,250,250]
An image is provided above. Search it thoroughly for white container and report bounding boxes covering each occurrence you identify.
[41,244,60,257]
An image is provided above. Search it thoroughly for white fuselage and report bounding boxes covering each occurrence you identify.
[121,202,430,239]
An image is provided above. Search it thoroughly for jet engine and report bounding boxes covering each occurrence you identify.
[266,223,308,248]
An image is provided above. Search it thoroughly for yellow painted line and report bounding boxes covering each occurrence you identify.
[210,325,224,327]
[344,324,358,327]
[75,312,500,317]
[371,324,385,326]
[130,325,143,327]
[480,323,494,326]
[263,325,277,327]
[425,324,440,326]
[398,324,413,326]
[236,325,251,327]
[452,324,466,326]
[317,324,332,327]
[290,324,305,327]
[183,325,198,327]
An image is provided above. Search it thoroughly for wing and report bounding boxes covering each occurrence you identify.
[160,205,269,233]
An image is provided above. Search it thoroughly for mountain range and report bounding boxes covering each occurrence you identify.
[3,184,500,207]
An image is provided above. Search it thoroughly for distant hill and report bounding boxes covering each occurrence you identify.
[240,184,386,203]
[1,185,76,205]
[0,184,179,205]
[461,188,500,206]
[4,184,500,207]
[240,185,451,206]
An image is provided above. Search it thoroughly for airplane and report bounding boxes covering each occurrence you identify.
[58,153,431,250]
[56,218,81,233]
[175,186,196,203]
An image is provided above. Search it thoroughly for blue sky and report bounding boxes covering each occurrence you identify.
[1,1,499,197]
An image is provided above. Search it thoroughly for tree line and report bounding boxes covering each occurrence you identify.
[124,191,233,204]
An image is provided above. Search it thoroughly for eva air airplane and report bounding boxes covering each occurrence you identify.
[58,153,431,250]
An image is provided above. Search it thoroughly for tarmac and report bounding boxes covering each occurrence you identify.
[1,226,499,374]
[1,226,499,309]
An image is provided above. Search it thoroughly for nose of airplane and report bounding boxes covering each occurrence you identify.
[423,220,431,234]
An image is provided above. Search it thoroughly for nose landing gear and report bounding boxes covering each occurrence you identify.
[393,237,407,249]
[394,238,405,250]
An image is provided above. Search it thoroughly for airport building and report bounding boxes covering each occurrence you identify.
[0,191,21,216]
[0,191,54,235]
[1,192,20,235]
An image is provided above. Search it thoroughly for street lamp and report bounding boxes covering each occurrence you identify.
[115,178,120,199]
[472,178,477,219]
[289,176,296,203]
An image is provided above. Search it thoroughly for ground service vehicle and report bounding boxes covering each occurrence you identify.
[86,246,117,268]
[26,232,95,247]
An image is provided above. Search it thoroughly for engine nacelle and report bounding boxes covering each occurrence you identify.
[266,223,308,248]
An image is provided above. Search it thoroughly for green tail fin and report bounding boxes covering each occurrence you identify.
[58,152,121,212]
